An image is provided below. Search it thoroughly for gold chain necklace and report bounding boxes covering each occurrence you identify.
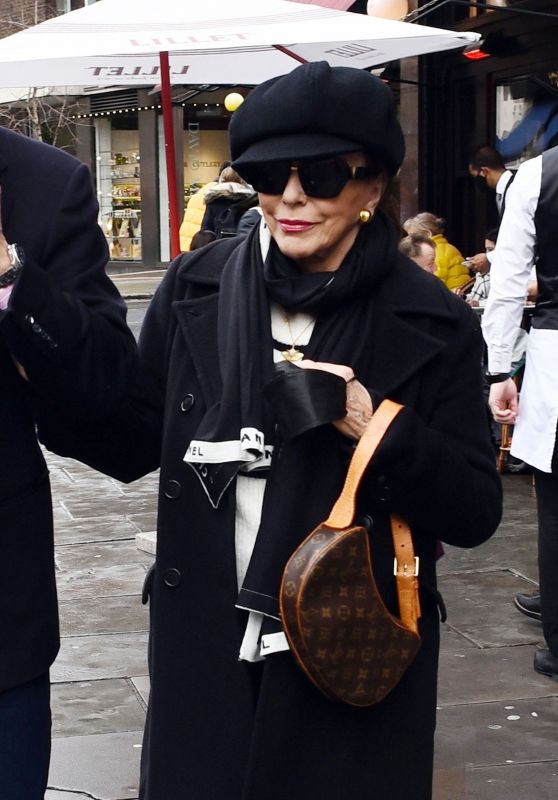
[281,310,314,362]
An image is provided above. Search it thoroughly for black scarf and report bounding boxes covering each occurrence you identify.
[184,211,397,510]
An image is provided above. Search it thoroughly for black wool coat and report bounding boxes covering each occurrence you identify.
[0,127,137,693]
[41,234,502,800]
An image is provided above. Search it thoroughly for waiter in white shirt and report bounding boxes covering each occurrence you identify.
[482,145,558,680]
[466,145,515,273]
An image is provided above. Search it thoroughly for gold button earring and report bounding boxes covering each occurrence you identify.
[359,210,372,224]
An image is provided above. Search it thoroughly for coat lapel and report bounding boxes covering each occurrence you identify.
[371,306,448,396]
[173,293,221,409]
[370,265,459,398]
[170,240,233,408]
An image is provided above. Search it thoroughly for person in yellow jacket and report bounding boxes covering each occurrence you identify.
[179,161,231,252]
[404,212,470,291]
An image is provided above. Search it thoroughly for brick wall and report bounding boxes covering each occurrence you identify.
[0,1,93,39]
[0,0,57,38]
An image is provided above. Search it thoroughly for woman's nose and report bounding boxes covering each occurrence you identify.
[281,168,307,203]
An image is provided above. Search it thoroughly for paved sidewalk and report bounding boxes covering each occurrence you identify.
[434,475,558,799]
[46,454,155,799]
[42,309,556,799]
[110,269,166,300]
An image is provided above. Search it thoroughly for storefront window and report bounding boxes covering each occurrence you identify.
[183,123,230,200]
[95,116,142,261]
[496,72,558,165]
[57,0,98,12]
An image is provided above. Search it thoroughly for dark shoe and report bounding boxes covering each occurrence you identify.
[514,593,542,621]
[534,649,558,679]
[505,457,533,474]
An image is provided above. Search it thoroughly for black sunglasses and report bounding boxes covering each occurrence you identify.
[239,157,379,199]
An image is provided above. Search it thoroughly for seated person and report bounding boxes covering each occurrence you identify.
[404,212,470,290]
[398,233,436,273]
[466,228,538,307]
[466,227,498,307]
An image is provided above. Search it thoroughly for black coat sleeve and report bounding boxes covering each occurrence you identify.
[0,161,137,418]
[37,259,181,483]
[363,311,502,548]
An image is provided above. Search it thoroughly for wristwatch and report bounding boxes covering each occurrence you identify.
[0,243,25,288]
[486,372,511,385]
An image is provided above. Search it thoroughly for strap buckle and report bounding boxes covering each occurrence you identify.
[393,556,420,577]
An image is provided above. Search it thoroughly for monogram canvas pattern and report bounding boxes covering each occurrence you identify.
[281,525,421,707]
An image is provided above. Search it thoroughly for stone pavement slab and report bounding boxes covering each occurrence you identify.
[438,633,552,705]
[51,633,148,683]
[49,731,142,800]
[434,761,558,800]
[54,515,141,545]
[59,594,148,637]
[56,563,149,599]
[52,679,146,737]
[135,530,157,554]
[130,676,150,706]
[435,696,558,769]
[437,534,539,579]
[439,572,542,647]
[56,540,152,570]
[126,511,157,533]
[438,569,542,647]
[61,491,157,520]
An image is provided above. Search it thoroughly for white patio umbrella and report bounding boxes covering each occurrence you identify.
[0,0,479,256]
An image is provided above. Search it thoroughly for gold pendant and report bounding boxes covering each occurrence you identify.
[281,347,304,362]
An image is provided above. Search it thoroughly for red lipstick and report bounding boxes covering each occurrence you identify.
[277,218,315,233]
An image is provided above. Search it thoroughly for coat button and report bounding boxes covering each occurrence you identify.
[180,394,195,413]
[163,568,181,588]
[164,480,182,500]
[357,515,374,531]
[377,477,391,503]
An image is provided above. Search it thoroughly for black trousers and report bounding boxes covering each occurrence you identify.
[535,469,558,655]
[0,672,51,800]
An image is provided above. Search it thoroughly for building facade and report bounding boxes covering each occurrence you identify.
[3,0,555,266]
[419,0,558,254]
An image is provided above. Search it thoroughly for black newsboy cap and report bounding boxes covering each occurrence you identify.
[230,61,405,176]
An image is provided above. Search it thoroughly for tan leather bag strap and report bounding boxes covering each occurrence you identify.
[324,399,421,634]
[325,399,403,529]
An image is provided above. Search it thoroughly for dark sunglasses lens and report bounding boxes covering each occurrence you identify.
[242,162,291,194]
[299,159,352,198]
[241,158,354,197]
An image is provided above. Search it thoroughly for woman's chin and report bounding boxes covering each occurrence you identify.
[274,236,321,268]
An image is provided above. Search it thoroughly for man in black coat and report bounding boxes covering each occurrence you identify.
[0,127,137,799]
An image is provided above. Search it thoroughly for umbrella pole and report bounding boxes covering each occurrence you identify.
[159,50,181,260]
[271,45,308,64]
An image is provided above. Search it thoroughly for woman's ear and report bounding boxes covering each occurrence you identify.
[364,176,387,214]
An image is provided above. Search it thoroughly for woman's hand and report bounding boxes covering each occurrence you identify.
[298,359,373,441]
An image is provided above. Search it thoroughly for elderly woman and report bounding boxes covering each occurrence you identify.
[404,212,470,291]
[43,63,501,800]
